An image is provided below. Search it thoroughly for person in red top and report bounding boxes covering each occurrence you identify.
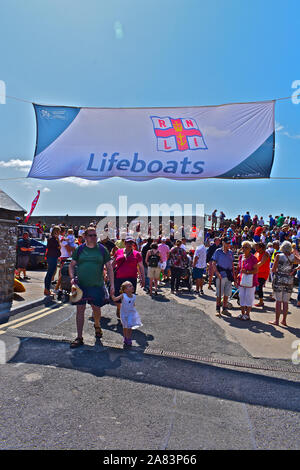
[113,236,145,320]
[254,242,270,307]
[253,225,263,243]
[36,221,43,238]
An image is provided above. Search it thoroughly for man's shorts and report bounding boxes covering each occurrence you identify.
[17,255,30,269]
[75,285,107,307]
[114,277,137,303]
[215,276,232,298]
[148,266,161,279]
[192,267,206,279]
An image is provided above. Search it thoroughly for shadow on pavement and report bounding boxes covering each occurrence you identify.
[99,315,154,349]
[8,335,300,413]
[222,316,300,339]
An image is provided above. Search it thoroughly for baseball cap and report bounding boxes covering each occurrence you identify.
[222,237,231,244]
[125,236,135,243]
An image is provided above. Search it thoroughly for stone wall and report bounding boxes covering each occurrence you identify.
[0,218,17,314]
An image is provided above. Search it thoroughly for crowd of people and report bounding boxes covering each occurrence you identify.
[15,211,300,348]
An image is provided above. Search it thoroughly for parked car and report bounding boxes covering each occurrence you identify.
[17,224,42,239]
[17,225,47,268]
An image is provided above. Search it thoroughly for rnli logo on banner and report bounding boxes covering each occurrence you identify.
[151,116,207,152]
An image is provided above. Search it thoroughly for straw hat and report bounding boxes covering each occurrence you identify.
[70,285,83,303]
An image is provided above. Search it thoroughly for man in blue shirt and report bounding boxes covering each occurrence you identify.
[279,225,290,243]
[242,212,251,228]
[212,237,236,316]
[269,215,275,230]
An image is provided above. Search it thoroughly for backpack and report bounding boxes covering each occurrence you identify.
[148,250,160,268]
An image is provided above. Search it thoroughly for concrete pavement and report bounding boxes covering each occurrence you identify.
[10,268,300,360]
[1,286,300,450]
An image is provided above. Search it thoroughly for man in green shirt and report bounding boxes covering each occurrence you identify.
[277,214,285,227]
[69,226,114,348]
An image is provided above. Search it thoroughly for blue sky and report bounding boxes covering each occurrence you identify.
[0,0,300,219]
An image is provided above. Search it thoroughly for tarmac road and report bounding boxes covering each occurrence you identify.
[1,285,300,450]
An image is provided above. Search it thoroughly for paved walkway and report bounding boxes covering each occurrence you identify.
[12,269,46,307]
[11,268,300,361]
[161,282,300,360]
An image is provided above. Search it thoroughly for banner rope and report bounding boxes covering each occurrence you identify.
[0,92,299,107]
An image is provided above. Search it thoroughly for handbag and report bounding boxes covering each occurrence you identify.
[239,257,253,288]
[240,273,253,288]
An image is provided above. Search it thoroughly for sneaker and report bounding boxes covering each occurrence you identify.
[200,290,204,295]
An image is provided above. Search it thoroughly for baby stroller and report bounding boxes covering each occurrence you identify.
[230,286,240,305]
[57,258,73,302]
[179,266,193,292]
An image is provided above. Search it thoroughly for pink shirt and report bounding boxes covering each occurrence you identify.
[158,243,170,262]
[238,254,258,287]
[114,249,142,279]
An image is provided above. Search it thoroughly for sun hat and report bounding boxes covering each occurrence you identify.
[125,236,135,243]
[70,285,83,304]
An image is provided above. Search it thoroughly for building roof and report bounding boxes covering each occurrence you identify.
[0,188,26,214]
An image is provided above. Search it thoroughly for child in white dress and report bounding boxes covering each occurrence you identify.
[112,281,142,347]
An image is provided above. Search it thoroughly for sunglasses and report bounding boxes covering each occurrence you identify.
[87,234,97,237]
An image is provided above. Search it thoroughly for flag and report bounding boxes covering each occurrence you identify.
[24,190,40,223]
[28,101,275,181]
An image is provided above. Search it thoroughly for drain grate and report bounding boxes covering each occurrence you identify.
[143,348,300,374]
[103,340,300,375]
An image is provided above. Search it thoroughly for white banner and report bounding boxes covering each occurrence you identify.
[28,101,275,181]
